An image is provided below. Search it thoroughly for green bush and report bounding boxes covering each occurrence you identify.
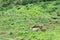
[0,0,59,7]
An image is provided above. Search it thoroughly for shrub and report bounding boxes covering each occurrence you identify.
[0,0,59,7]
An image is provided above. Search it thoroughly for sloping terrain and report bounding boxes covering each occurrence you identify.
[0,1,60,40]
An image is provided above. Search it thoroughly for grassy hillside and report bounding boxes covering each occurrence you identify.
[0,1,60,40]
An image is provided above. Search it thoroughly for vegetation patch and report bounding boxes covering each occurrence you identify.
[0,1,60,40]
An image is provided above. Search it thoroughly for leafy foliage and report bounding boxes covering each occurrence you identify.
[0,1,60,40]
[0,0,59,7]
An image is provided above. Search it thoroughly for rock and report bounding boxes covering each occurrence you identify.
[32,27,40,31]
[32,24,42,28]
[31,24,42,31]
[40,28,46,31]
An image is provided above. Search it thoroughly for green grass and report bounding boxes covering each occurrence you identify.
[0,1,60,40]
